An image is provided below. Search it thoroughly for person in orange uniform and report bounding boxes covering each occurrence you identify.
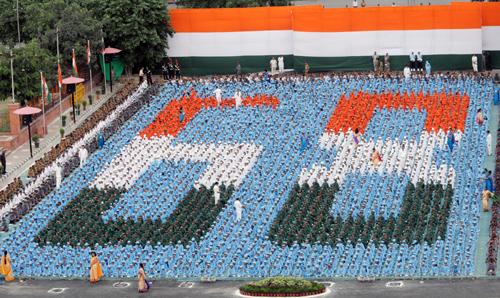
[0,250,15,281]
[89,251,104,283]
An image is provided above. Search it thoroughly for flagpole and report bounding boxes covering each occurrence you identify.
[101,29,107,94]
[88,40,93,96]
[40,71,46,135]
[56,27,62,126]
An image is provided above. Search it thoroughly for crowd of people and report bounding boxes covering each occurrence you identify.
[0,68,496,287]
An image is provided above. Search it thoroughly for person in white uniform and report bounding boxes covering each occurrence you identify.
[472,54,478,72]
[213,183,220,205]
[278,56,285,73]
[270,57,277,75]
[487,130,492,156]
[55,164,62,189]
[234,90,242,109]
[78,147,88,167]
[234,199,243,221]
[214,87,222,106]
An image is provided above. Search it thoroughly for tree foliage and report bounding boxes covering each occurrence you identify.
[102,0,172,70]
[0,0,172,102]
[177,0,290,8]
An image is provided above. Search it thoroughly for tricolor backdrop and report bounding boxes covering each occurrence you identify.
[167,2,500,75]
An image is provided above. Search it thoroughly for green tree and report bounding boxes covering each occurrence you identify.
[8,40,56,103]
[176,0,290,8]
[102,0,173,70]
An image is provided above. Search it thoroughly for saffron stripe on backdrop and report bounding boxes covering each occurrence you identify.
[170,3,500,33]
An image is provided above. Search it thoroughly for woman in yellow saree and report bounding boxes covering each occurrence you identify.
[0,250,15,282]
[89,252,103,283]
[138,263,150,293]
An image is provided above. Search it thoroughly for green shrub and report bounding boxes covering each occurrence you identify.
[240,277,325,294]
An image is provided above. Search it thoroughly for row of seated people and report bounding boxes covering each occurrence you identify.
[0,73,494,278]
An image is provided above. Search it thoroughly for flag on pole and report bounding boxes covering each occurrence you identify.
[86,40,91,65]
[72,48,78,76]
[57,63,63,90]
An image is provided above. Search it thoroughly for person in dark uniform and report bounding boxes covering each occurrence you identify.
[162,64,168,80]
[174,60,181,80]
[167,58,174,79]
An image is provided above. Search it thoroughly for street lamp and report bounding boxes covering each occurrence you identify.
[62,76,85,123]
[101,47,122,92]
[13,106,41,158]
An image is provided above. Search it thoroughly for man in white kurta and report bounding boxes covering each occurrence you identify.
[278,56,285,73]
[55,165,62,189]
[234,90,242,109]
[78,147,88,167]
[487,130,492,156]
[472,55,478,72]
[214,87,222,106]
[213,183,220,205]
[234,199,243,221]
[270,57,277,75]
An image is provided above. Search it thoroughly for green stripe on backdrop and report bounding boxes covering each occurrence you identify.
[293,54,482,72]
[174,54,483,75]
[174,55,294,76]
[488,51,500,69]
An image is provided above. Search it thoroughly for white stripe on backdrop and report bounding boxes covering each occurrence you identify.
[167,29,483,58]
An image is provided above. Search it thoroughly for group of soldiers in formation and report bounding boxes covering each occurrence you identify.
[161,59,182,80]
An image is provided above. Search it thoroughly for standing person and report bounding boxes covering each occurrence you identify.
[409,52,416,71]
[234,89,242,109]
[234,199,243,222]
[179,107,185,123]
[278,56,285,73]
[79,147,88,167]
[353,128,363,146]
[304,62,310,76]
[487,130,493,156]
[138,263,150,293]
[89,251,103,283]
[472,54,478,73]
[162,64,168,80]
[0,250,14,282]
[361,0,366,7]
[447,128,455,152]
[139,67,144,84]
[384,53,390,72]
[372,51,379,72]
[482,190,493,212]
[352,0,358,8]
[214,87,222,106]
[174,59,181,79]
[371,148,382,166]
[270,57,277,75]
[403,64,411,81]
[97,131,105,149]
[213,182,220,205]
[416,51,423,72]
[167,59,174,79]
[483,170,495,192]
[300,133,309,152]
[55,163,62,189]
[476,108,485,126]
[235,61,242,79]
[425,60,432,77]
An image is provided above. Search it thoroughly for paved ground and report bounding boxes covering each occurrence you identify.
[1,278,500,298]
[474,102,499,276]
